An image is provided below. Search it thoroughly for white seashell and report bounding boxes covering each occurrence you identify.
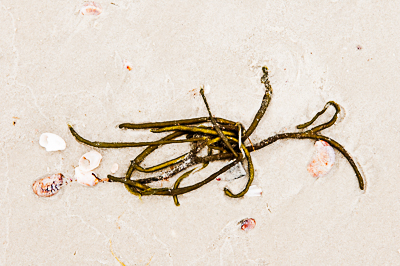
[110,163,119,174]
[204,84,211,94]
[80,2,102,15]
[307,140,335,178]
[216,161,246,181]
[79,151,102,172]
[74,167,99,187]
[245,185,262,197]
[32,173,64,197]
[39,133,66,151]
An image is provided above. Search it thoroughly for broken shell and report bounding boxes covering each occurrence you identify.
[307,140,335,178]
[80,2,102,15]
[32,173,64,197]
[79,151,102,172]
[75,167,99,186]
[123,59,133,71]
[245,185,262,197]
[239,218,256,231]
[217,161,246,181]
[39,133,66,151]
[110,163,119,174]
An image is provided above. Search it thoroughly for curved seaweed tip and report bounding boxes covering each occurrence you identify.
[124,184,142,198]
[296,101,340,133]
[245,132,365,191]
[224,143,254,198]
[315,135,365,191]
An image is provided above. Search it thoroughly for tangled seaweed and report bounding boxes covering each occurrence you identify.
[69,66,365,206]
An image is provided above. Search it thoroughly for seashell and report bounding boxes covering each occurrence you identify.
[79,150,102,172]
[74,167,99,186]
[123,59,133,71]
[110,163,119,174]
[32,173,64,197]
[39,133,66,151]
[80,2,102,15]
[216,161,246,181]
[307,140,335,178]
[239,218,256,231]
[203,84,211,94]
[244,185,262,197]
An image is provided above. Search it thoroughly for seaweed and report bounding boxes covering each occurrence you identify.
[69,66,365,205]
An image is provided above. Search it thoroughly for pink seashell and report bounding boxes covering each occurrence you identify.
[80,2,102,16]
[239,218,256,231]
[32,173,64,197]
[307,140,335,178]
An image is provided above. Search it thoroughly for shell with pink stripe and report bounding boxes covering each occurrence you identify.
[307,140,335,178]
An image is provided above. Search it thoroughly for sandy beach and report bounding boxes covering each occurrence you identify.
[1,0,400,265]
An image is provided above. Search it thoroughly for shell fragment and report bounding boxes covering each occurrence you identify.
[110,163,119,174]
[75,167,99,187]
[39,133,66,151]
[217,161,246,181]
[75,150,103,186]
[80,2,102,15]
[123,59,133,71]
[244,185,262,197]
[79,151,102,172]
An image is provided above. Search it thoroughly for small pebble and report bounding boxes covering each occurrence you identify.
[110,163,119,174]
[123,59,133,71]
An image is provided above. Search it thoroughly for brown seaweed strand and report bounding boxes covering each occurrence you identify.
[221,137,254,198]
[242,66,273,141]
[124,183,143,197]
[125,132,184,179]
[119,117,237,129]
[200,88,239,157]
[296,101,340,133]
[133,153,189,173]
[129,137,212,185]
[140,155,243,196]
[108,158,241,197]
[172,168,197,206]
[247,132,364,190]
[133,154,197,184]
[150,126,237,137]
[68,125,205,148]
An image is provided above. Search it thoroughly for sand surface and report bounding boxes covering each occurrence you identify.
[1,0,400,265]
